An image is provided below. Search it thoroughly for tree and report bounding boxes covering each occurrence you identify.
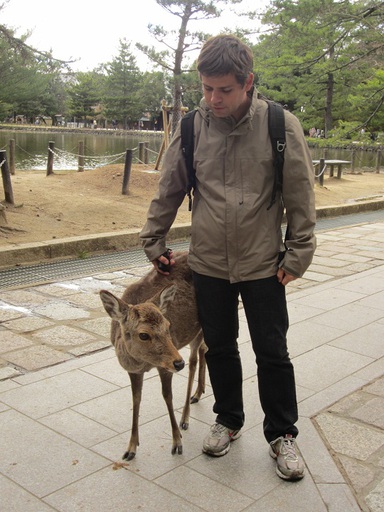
[103,39,143,129]
[0,32,54,121]
[31,55,70,125]
[348,69,384,135]
[0,2,73,122]
[253,0,384,136]
[67,71,103,125]
[136,0,243,134]
[0,34,30,119]
[179,63,202,111]
[139,71,171,127]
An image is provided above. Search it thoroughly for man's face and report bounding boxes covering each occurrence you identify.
[201,73,254,121]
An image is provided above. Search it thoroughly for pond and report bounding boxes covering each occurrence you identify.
[0,129,379,171]
[0,129,164,171]
[309,146,379,169]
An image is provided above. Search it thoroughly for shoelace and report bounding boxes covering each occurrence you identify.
[280,438,299,461]
[210,424,228,437]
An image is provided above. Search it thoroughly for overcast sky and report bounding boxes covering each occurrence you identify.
[2,0,268,71]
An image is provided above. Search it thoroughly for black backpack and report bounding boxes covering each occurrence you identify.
[181,99,286,212]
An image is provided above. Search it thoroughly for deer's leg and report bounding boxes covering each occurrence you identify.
[158,368,183,455]
[180,339,199,430]
[123,372,144,461]
[192,339,207,403]
[180,334,207,430]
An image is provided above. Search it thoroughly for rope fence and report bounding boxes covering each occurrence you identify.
[2,138,160,174]
[2,136,382,175]
[0,139,163,205]
[1,138,383,208]
[350,150,380,169]
[314,161,328,180]
[47,145,127,168]
[312,149,383,186]
[44,142,153,170]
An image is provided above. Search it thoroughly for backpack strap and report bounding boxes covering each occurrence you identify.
[181,109,197,211]
[265,99,290,246]
[181,101,286,215]
[266,100,286,210]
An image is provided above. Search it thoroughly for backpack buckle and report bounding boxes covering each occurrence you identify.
[277,141,286,153]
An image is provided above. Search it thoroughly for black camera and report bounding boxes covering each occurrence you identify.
[157,248,172,272]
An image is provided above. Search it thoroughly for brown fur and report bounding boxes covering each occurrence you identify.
[100,251,206,460]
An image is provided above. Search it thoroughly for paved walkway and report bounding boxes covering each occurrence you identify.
[0,217,384,511]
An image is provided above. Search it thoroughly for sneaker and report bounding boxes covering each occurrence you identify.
[202,423,242,456]
[269,434,305,480]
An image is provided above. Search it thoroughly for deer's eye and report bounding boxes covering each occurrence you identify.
[139,333,150,341]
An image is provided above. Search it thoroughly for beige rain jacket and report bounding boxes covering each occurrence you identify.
[140,90,316,283]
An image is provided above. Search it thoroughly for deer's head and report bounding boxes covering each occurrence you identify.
[100,285,185,372]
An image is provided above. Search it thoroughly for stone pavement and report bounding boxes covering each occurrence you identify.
[0,217,384,511]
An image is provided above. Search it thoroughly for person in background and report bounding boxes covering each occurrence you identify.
[140,34,316,481]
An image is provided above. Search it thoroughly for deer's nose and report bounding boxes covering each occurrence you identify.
[173,359,185,372]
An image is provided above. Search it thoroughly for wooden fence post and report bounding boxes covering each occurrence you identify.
[138,142,144,164]
[9,139,15,175]
[138,142,149,164]
[0,150,15,205]
[78,141,85,172]
[122,149,132,195]
[376,150,382,174]
[319,158,325,186]
[47,141,55,176]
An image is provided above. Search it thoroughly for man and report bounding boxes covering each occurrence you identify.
[140,35,316,481]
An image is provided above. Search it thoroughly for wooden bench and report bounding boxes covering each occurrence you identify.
[313,159,351,185]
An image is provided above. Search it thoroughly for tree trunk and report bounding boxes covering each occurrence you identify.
[172,77,183,135]
[171,2,191,136]
[324,44,335,138]
[324,72,334,138]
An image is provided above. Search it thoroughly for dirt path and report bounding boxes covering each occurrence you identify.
[1,164,384,246]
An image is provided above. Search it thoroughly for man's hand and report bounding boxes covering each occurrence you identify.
[277,268,297,286]
[152,249,174,275]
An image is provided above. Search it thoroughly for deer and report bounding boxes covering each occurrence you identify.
[99,251,206,461]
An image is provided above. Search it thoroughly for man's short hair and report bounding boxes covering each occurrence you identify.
[197,34,253,87]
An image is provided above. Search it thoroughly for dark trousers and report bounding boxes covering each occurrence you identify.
[193,272,299,443]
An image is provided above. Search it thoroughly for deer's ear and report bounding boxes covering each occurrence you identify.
[100,290,128,320]
[158,285,177,314]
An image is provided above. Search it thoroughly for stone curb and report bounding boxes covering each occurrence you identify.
[1,200,383,269]
[0,223,192,269]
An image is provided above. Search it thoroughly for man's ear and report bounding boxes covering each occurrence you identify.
[245,73,254,92]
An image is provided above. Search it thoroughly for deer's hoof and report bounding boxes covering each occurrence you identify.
[180,421,189,431]
[190,396,199,404]
[172,445,183,455]
[123,451,136,461]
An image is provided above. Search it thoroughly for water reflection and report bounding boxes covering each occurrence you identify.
[0,129,378,171]
[0,130,163,170]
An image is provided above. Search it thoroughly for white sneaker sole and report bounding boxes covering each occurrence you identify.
[269,446,305,480]
[202,430,242,457]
